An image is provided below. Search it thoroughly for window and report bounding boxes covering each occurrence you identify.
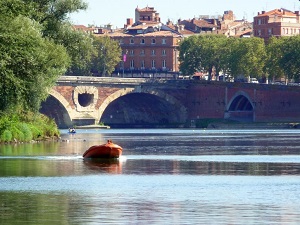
[258,29,261,36]
[140,39,145,44]
[130,60,134,69]
[258,19,261,25]
[129,50,134,55]
[162,39,166,44]
[152,38,156,44]
[268,28,272,36]
[151,50,156,56]
[151,60,155,69]
[162,49,166,56]
[140,49,145,55]
[130,38,134,44]
[141,60,145,69]
[162,60,166,69]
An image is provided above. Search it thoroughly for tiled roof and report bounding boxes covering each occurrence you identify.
[256,8,296,17]
[193,19,216,28]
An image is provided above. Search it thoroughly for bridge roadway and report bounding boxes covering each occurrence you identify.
[40,76,300,128]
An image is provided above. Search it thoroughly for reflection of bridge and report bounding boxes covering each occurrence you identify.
[40,76,300,128]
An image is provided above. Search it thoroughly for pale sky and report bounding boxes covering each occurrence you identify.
[69,0,300,28]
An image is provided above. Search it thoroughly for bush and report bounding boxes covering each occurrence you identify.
[1,130,12,142]
[0,112,60,143]
[17,123,33,142]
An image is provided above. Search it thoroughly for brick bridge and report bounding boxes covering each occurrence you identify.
[40,76,300,128]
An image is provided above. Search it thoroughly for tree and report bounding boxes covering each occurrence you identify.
[92,36,122,76]
[199,35,227,80]
[179,35,204,75]
[55,23,96,76]
[265,36,285,82]
[239,38,266,80]
[0,0,92,76]
[0,16,70,112]
[279,36,300,83]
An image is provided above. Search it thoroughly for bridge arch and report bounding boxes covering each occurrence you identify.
[40,89,74,128]
[97,86,188,127]
[226,91,254,122]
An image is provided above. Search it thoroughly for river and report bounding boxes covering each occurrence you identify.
[0,129,300,224]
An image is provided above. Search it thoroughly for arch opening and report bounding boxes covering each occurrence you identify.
[227,95,254,122]
[100,93,185,128]
[40,96,72,128]
[229,95,253,111]
[78,93,94,107]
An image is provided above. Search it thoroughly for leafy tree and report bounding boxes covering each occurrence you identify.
[179,35,203,75]
[0,16,70,112]
[55,23,96,76]
[219,37,237,81]
[279,36,300,83]
[199,35,227,80]
[237,37,266,80]
[265,36,285,82]
[92,36,122,76]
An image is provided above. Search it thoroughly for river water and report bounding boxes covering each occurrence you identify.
[1,129,300,224]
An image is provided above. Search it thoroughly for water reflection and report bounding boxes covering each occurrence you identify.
[83,158,123,174]
[1,129,300,224]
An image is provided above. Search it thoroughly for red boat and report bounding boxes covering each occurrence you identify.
[83,140,123,159]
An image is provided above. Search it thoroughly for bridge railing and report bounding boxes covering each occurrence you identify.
[57,76,150,85]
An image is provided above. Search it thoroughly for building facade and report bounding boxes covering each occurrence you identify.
[253,8,300,42]
[108,6,182,77]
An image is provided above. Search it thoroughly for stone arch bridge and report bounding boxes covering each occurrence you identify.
[40,76,300,128]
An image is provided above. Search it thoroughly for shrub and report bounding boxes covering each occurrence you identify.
[1,130,12,142]
[17,123,33,142]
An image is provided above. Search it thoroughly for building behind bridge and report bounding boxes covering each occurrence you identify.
[73,6,251,78]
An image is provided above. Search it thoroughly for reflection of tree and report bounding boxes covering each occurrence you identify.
[0,142,59,156]
[0,192,70,224]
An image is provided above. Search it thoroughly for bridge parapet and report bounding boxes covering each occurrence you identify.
[57,76,149,86]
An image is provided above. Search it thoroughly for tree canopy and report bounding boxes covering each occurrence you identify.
[92,36,122,76]
[179,34,300,83]
[0,0,89,113]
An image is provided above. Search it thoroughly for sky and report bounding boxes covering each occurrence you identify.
[69,0,300,28]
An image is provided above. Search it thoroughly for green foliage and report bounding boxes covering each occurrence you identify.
[16,123,33,142]
[1,130,12,142]
[55,23,96,76]
[91,36,122,76]
[0,15,70,112]
[179,35,266,80]
[0,113,60,143]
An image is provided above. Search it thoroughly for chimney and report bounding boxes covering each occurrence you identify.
[126,18,133,26]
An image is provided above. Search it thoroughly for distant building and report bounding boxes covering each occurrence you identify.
[96,6,182,77]
[173,10,252,38]
[253,8,300,42]
[73,7,253,77]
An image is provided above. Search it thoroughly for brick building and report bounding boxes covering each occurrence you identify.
[107,6,182,78]
[253,8,300,42]
[74,7,252,77]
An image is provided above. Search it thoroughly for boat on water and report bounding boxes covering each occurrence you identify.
[68,128,76,133]
[83,140,123,159]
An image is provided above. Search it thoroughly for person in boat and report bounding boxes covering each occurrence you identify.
[69,127,76,133]
[107,139,112,144]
